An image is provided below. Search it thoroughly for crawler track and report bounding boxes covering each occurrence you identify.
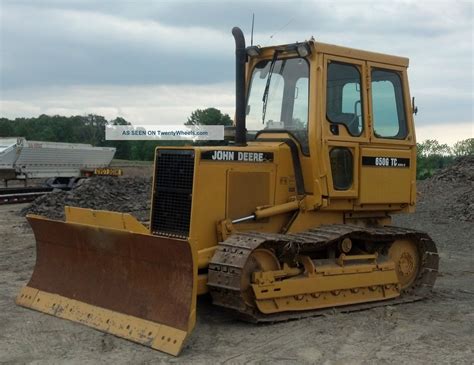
[208,225,439,322]
[0,187,53,205]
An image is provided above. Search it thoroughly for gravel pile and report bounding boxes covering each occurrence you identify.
[429,155,474,183]
[418,156,473,222]
[21,177,152,222]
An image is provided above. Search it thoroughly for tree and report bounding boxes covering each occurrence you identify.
[416,139,454,180]
[185,107,233,126]
[0,118,15,137]
[111,117,131,126]
[452,138,474,156]
[417,139,451,157]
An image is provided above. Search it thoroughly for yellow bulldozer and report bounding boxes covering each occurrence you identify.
[16,27,438,356]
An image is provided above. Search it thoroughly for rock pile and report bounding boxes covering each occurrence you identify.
[21,177,152,222]
[430,155,474,183]
[420,156,473,222]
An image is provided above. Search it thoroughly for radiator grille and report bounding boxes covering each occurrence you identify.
[151,149,195,238]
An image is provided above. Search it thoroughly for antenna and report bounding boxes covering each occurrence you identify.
[269,17,294,40]
[251,13,255,46]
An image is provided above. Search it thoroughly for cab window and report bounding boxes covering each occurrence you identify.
[371,69,407,139]
[326,62,363,136]
[246,57,310,154]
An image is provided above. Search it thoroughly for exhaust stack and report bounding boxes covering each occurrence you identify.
[232,27,247,146]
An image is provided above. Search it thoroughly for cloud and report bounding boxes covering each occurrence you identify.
[0,3,233,89]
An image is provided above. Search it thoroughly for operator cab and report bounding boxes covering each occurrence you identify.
[241,36,415,208]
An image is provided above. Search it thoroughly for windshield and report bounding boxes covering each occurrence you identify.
[246,57,309,154]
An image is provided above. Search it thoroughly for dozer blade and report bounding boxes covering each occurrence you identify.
[16,207,197,356]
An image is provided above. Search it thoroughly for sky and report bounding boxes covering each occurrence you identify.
[0,0,472,145]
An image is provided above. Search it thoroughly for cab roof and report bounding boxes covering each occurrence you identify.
[314,41,409,67]
[257,40,409,67]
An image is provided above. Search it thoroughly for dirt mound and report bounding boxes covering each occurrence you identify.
[429,155,474,183]
[418,156,474,222]
[21,176,152,222]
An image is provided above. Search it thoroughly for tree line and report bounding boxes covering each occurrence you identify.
[0,111,472,179]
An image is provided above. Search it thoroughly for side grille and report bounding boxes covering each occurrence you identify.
[151,149,195,238]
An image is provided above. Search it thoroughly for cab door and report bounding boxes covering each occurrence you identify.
[321,54,369,200]
[358,62,416,206]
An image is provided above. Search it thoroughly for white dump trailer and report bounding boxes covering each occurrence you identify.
[0,138,116,184]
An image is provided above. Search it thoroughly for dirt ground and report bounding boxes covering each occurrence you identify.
[1,180,473,363]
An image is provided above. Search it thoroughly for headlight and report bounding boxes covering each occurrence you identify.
[296,43,311,57]
[246,46,261,57]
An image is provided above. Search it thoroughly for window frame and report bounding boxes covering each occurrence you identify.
[367,61,414,146]
[245,56,311,155]
[326,61,365,137]
[329,147,354,191]
[323,140,359,197]
[322,55,369,143]
[370,67,408,140]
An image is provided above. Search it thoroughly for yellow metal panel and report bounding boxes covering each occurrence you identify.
[198,246,217,269]
[197,274,209,295]
[253,270,398,299]
[315,42,409,67]
[65,206,148,234]
[17,286,188,356]
[359,148,412,204]
[227,171,270,219]
[287,210,343,233]
[256,286,399,314]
